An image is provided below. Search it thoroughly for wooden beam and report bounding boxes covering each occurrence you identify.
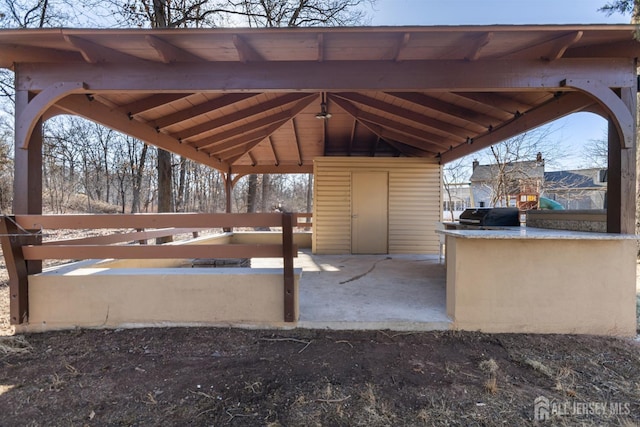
[282,213,295,322]
[465,32,493,61]
[15,213,287,229]
[192,95,317,151]
[334,92,470,139]
[440,92,596,163]
[55,94,230,172]
[0,217,32,324]
[152,93,259,130]
[291,118,303,166]
[394,33,411,61]
[0,44,81,68]
[385,140,433,157]
[562,78,634,148]
[42,228,208,246]
[145,35,205,63]
[17,81,87,149]
[606,86,636,234]
[23,243,296,260]
[232,34,263,62]
[232,164,313,174]
[453,92,532,116]
[317,33,324,62]
[177,93,315,141]
[359,119,440,154]
[17,59,636,92]
[119,93,194,117]
[64,35,146,64]
[268,136,280,166]
[386,92,495,130]
[13,90,43,218]
[331,93,458,145]
[542,31,583,61]
[204,121,287,155]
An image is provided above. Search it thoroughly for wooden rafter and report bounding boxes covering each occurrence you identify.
[542,31,583,61]
[176,93,315,141]
[64,35,144,64]
[453,92,532,116]
[268,136,280,166]
[291,118,303,166]
[359,119,440,154]
[0,44,81,67]
[200,119,289,154]
[191,95,317,151]
[440,92,596,163]
[349,119,357,156]
[145,35,205,63]
[317,33,324,62]
[119,93,194,117]
[55,94,230,172]
[497,31,583,60]
[233,34,263,62]
[333,92,467,140]
[465,32,493,61]
[331,95,451,148]
[394,33,411,61]
[385,140,432,157]
[385,92,491,132]
[152,93,259,130]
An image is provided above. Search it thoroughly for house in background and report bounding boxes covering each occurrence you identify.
[466,156,607,211]
[469,158,545,208]
[543,169,607,209]
[442,182,471,220]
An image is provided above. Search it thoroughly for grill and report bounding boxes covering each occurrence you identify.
[457,207,520,228]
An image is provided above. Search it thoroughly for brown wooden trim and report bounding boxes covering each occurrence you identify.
[42,228,209,246]
[22,243,297,260]
[282,213,295,322]
[15,213,285,230]
[0,217,31,324]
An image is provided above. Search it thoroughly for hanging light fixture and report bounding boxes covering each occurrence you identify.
[315,92,332,120]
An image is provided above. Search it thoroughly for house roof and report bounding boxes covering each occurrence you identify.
[544,169,607,189]
[470,160,545,182]
[2,25,639,175]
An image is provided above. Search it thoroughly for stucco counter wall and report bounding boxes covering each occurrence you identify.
[439,227,637,336]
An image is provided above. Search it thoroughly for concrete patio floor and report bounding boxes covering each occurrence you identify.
[253,250,451,331]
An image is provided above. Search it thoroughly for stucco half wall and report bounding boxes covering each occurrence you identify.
[19,267,301,332]
[445,235,636,336]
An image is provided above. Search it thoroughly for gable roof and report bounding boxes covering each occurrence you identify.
[544,169,607,189]
[470,160,545,182]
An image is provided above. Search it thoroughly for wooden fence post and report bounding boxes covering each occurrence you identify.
[0,216,32,324]
[281,213,295,322]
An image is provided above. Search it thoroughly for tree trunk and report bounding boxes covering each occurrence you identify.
[246,174,258,213]
[261,174,270,212]
[176,156,187,212]
[131,143,148,213]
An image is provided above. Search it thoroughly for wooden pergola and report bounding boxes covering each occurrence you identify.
[1,25,637,234]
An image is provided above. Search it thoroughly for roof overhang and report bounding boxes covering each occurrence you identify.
[2,25,639,175]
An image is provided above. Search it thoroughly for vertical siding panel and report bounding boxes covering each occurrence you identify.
[313,157,441,254]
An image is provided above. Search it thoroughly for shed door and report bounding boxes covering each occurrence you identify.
[351,172,388,254]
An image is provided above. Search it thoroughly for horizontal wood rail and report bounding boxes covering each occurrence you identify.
[0,213,298,325]
[293,212,313,228]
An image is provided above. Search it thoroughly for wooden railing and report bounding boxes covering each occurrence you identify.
[294,212,313,228]
[0,213,298,325]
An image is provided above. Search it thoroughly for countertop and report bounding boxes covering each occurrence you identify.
[436,226,639,240]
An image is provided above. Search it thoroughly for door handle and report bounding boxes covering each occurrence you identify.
[352,214,358,218]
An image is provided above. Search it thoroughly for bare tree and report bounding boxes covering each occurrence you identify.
[442,158,469,220]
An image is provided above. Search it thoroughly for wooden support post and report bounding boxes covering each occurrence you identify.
[607,86,637,234]
[223,173,233,232]
[281,212,295,322]
[0,216,34,324]
[14,89,43,276]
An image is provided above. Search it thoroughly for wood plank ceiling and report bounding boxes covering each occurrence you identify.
[1,26,638,175]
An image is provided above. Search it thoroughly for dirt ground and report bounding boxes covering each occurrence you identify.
[1,246,640,425]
